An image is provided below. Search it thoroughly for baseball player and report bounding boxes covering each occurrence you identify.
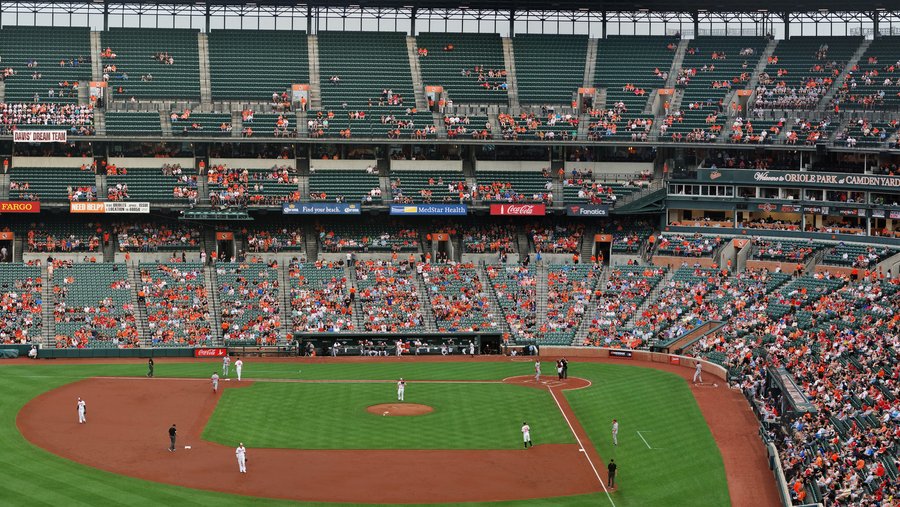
[147,357,154,378]
[693,361,703,384]
[235,443,247,473]
[212,372,219,393]
[235,357,243,381]
[332,340,340,357]
[77,397,86,424]
[534,360,541,382]
[612,419,619,446]
[521,422,532,448]
[397,378,406,401]
[468,340,475,356]
[395,340,403,357]
[222,355,231,377]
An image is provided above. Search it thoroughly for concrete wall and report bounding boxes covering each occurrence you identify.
[391,160,463,172]
[539,346,728,381]
[462,252,520,264]
[15,156,92,168]
[310,159,376,171]
[209,158,296,170]
[475,161,548,172]
[24,252,94,264]
[108,157,195,169]
[652,255,717,269]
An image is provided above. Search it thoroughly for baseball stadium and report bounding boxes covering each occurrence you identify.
[0,0,898,505]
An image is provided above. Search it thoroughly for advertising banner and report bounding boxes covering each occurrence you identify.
[0,232,13,240]
[13,130,67,143]
[489,203,546,216]
[0,201,40,213]
[696,168,900,192]
[282,202,362,215]
[70,202,150,214]
[194,348,228,358]
[389,204,468,215]
[215,232,234,241]
[566,204,609,217]
[609,350,633,358]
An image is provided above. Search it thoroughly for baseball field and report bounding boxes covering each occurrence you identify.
[0,356,773,506]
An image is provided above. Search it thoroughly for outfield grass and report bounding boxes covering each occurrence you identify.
[204,382,573,449]
[0,360,730,507]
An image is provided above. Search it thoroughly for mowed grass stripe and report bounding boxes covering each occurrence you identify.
[204,381,574,449]
[567,364,731,507]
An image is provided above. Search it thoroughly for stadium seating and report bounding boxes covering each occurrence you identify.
[656,234,722,257]
[0,26,91,104]
[417,32,508,104]
[51,262,138,348]
[529,224,584,254]
[308,169,380,204]
[138,262,213,346]
[513,34,588,105]
[389,171,471,204]
[107,165,198,203]
[100,28,201,99]
[354,260,422,332]
[22,222,102,253]
[834,117,896,148]
[755,37,860,110]
[421,262,497,332]
[217,261,282,346]
[317,31,415,109]
[583,265,665,348]
[317,222,419,252]
[208,30,309,101]
[669,37,767,142]
[0,264,42,344]
[172,112,232,136]
[751,238,817,262]
[243,224,304,253]
[594,36,677,116]
[307,107,435,139]
[115,222,202,252]
[476,170,552,203]
[821,243,895,267]
[543,264,596,345]
[207,165,300,207]
[485,263,536,341]
[461,223,517,254]
[10,167,96,202]
[288,259,354,333]
[834,36,900,110]
[105,112,163,136]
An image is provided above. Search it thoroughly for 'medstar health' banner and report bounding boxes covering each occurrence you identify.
[282,202,362,215]
[390,204,468,216]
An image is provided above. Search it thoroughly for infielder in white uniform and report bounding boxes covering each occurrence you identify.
[235,443,247,473]
[77,397,86,424]
[521,422,532,448]
[235,358,243,381]
[612,419,619,446]
[212,372,219,393]
[693,362,703,384]
[534,360,541,382]
[222,355,231,377]
[397,378,405,401]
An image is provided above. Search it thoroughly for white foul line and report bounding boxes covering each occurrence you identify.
[637,430,652,449]
[547,388,617,507]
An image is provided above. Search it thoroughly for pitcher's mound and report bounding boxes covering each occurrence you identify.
[367,403,434,416]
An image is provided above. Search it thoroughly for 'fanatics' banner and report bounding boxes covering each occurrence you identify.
[0,201,40,213]
[13,130,67,143]
[489,204,546,216]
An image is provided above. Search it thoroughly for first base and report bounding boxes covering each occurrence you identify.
[184,445,192,450]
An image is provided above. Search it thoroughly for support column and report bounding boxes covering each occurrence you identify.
[509,9,515,37]
[692,11,699,38]
[103,1,109,31]
[205,3,210,34]
[601,11,607,39]
[411,7,417,36]
[307,6,313,34]
[873,10,879,37]
[782,12,789,39]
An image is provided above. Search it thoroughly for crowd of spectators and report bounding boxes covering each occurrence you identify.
[462,224,516,254]
[138,263,213,346]
[486,263,536,341]
[0,103,94,135]
[656,234,722,257]
[444,114,492,139]
[753,238,817,262]
[355,260,423,332]
[115,222,201,252]
[530,224,584,254]
[26,225,101,252]
[288,259,354,333]
[543,264,596,341]
[420,261,497,332]
[583,265,665,348]
[218,261,282,345]
[317,225,419,253]
[0,268,42,344]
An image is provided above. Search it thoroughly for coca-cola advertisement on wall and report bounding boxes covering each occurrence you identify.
[194,348,228,358]
[489,203,547,216]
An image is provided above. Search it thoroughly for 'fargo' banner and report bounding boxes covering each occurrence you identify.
[0,201,40,213]
[13,130,67,143]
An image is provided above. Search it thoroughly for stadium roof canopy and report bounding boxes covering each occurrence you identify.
[51,0,895,12]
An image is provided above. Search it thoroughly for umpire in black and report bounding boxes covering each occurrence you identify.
[168,424,177,452]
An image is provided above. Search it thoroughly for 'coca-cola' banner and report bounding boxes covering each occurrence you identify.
[489,203,546,216]
[194,347,228,358]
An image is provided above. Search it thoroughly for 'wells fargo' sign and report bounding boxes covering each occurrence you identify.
[0,201,40,213]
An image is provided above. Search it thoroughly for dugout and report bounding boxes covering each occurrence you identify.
[295,332,502,356]
[766,367,817,423]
